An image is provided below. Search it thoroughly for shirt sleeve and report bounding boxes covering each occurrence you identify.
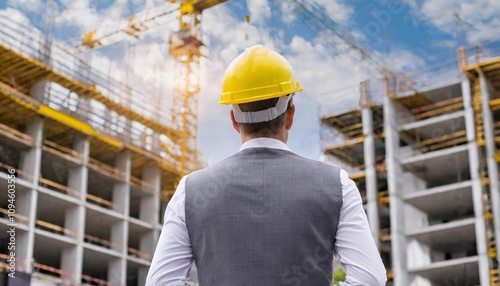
[145,176,193,286]
[335,169,387,286]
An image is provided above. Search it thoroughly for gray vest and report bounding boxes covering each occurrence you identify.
[185,148,343,286]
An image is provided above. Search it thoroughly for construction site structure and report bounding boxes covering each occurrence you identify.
[321,44,500,285]
[79,0,229,174]
[0,13,191,285]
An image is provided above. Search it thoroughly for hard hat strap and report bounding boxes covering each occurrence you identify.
[232,95,293,124]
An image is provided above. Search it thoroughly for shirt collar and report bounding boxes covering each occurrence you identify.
[239,138,291,152]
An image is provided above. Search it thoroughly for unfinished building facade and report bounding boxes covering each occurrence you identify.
[322,46,500,285]
[0,16,192,285]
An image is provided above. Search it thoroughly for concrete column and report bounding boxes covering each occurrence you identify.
[65,134,89,285]
[108,258,125,285]
[139,230,156,258]
[109,151,130,285]
[140,166,161,262]
[383,94,408,285]
[479,76,500,259]
[15,174,33,272]
[362,106,380,248]
[60,247,76,283]
[30,80,49,102]
[61,205,81,283]
[140,166,161,225]
[138,267,149,286]
[18,119,43,273]
[461,78,491,285]
[113,151,131,215]
[110,222,126,253]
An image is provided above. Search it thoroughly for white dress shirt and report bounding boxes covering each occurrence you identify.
[146,138,387,286]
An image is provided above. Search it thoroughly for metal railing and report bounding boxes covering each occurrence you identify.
[394,59,461,95]
[0,17,171,126]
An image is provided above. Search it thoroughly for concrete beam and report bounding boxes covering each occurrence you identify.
[399,111,464,132]
[408,256,479,283]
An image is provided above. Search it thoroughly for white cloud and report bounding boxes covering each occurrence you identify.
[407,0,500,44]
[246,0,271,24]
[55,0,135,33]
[0,8,31,26]
[311,0,354,24]
[144,0,166,9]
[55,0,102,32]
[385,48,426,72]
[285,35,364,116]
[279,0,353,25]
[402,0,418,9]
[102,0,130,20]
[7,0,41,13]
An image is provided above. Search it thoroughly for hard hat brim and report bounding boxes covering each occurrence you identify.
[219,81,303,105]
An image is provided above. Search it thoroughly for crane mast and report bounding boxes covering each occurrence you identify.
[168,0,228,173]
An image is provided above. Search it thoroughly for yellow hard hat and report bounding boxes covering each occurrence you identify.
[219,45,303,105]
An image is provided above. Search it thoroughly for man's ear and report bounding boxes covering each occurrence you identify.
[285,105,295,130]
[230,109,240,134]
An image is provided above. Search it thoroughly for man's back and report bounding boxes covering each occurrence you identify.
[185,147,343,285]
[146,45,386,286]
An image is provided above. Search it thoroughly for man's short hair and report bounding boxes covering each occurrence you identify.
[237,96,293,136]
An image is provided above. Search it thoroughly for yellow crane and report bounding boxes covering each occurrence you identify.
[79,0,229,174]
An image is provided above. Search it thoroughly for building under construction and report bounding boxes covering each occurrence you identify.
[322,45,500,285]
[0,12,197,285]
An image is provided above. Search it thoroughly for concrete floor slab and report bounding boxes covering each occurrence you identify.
[404,181,473,219]
[406,218,476,247]
[408,256,479,284]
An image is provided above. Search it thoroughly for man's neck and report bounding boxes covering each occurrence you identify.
[241,133,287,144]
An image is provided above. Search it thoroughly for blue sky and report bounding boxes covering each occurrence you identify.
[1,0,499,164]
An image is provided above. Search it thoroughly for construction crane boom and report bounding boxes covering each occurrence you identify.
[80,4,180,50]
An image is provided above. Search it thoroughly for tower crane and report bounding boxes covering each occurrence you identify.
[79,0,229,174]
